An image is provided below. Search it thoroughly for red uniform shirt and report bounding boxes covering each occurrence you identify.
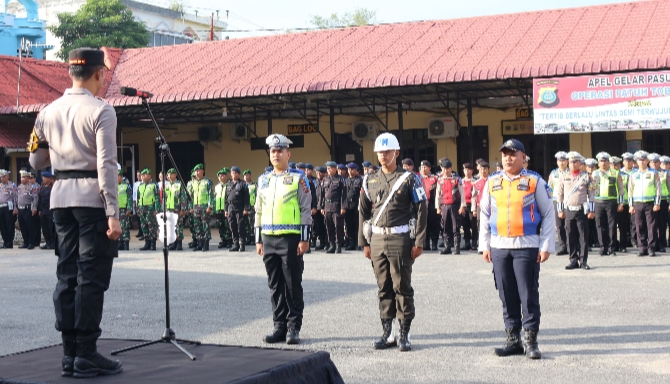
[462,178,474,204]
[474,177,488,207]
[420,174,438,202]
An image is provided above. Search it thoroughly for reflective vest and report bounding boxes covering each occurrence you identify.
[260,172,301,235]
[660,171,669,200]
[549,168,568,200]
[620,170,631,202]
[191,178,210,205]
[138,183,156,207]
[165,182,181,210]
[248,182,257,207]
[118,183,129,209]
[214,183,227,212]
[439,177,460,205]
[462,179,474,204]
[631,170,657,203]
[594,169,619,200]
[488,173,541,237]
[421,175,437,202]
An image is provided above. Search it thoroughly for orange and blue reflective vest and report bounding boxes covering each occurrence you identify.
[488,171,541,237]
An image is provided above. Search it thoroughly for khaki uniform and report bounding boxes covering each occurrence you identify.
[591,168,625,254]
[556,172,595,265]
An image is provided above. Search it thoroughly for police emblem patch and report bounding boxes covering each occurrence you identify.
[517,177,530,191]
[284,176,293,185]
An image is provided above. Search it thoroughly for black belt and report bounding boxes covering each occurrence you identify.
[55,170,98,180]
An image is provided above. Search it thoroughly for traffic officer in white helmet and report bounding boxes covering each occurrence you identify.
[358,132,427,352]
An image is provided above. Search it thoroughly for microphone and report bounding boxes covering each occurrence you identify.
[119,86,153,98]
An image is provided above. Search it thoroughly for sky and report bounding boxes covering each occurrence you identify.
[136,0,640,38]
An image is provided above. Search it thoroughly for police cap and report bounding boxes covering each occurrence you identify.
[325,161,337,167]
[346,162,358,170]
[585,158,597,166]
[634,150,649,161]
[0,169,10,177]
[661,156,670,164]
[305,163,314,170]
[316,166,327,173]
[499,138,525,153]
[611,156,622,164]
[337,164,346,170]
[567,151,583,162]
[167,168,177,174]
[648,153,660,162]
[621,152,634,161]
[288,162,296,169]
[555,151,568,160]
[266,134,292,149]
[217,168,228,175]
[231,166,241,173]
[242,169,252,175]
[192,163,204,171]
[296,162,306,169]
[362,161,372,168]
[42,171,54,178]
[596,152,611,161]
[68,48,109,69]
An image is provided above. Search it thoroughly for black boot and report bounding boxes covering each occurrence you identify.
[61,332,76,377]
[398,319,411,352]
[139,240,151,251]
[188,239,196,248]
[346,239,357,251]
[193,239,202,252]
[326,243,336,254]
[493,328,524,356]
[73,340,122,378]
[123,240,129,250]
[373,319,397,350]
[168,241,177,250]
[218,241,226,249]
[202,240,209,252]
[239,241,245,252]
[286,328,300,345]
[454,241,461,255]
[462,241,472,251]
[138,235,145,241]
[135,231,143,238]
[229,241,240,252]
[335,244,342,253]
[264,327,287,343]
[175,239,183,251]
[522,329,542,359]
[438,239,445,248]
[431,238,438,251]
[227,239,234,248]
[440,246,452,255]
[150,240,156,251]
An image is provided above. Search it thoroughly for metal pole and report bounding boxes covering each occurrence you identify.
[330,106,336,161]
[397,102,404,152]
[467,98,473,164]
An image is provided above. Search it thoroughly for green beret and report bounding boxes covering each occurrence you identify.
[217,167,229,176]
[242,169,251,175]
[167,168,177,174]
[118,169,124,175]
[141,168,152,175]
[192,163,204,171]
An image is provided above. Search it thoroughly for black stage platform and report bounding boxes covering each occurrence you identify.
[0,339,344,384]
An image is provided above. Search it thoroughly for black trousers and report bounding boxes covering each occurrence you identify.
[370,232,415,321]
[18,208,38,246]
[594,201,617,253]
[0,206,16,247]
[344,208,358,245]
[554,201,567,252]
[617,205,631,248]
[41,213,55,248]
[633,202,657,252]
[565,210,588,265]
[461,203,478,245]
[311,212,326,244]
[325,211,344,245]
[53,208,116,348]
[656,200,668,248]
[440,204,461,246]
[426,204,441,244]
[492,247,541,331]
[227,210,247,245]
[262,234,304,331]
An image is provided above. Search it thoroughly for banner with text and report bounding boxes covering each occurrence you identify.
[533,71,670,134]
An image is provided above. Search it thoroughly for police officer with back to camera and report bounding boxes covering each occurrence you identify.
[0,169,18,249]
[592,152,624,256]
[226,166,250,252]
[359,132,427,352]
[16,171,39,249]
[548,151,569,255]
[344,162,363,250]
[556,152,595,270]
[28,47,122,377]
[37,171,56,249]
[321,161,347,253]
[629,151,664,256]
[479,139,555,360]
[255,134,312,345]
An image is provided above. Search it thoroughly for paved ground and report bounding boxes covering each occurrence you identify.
[1,235,669,383]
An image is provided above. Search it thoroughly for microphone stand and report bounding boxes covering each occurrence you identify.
[111,96,200,360]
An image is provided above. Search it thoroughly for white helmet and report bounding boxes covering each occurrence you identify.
[117,162,121,170]
[373,132,400,152]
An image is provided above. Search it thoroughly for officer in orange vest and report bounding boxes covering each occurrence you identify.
[479,139,555,360]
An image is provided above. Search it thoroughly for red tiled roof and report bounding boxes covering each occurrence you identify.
[0,119,33,148]
[2,0,670,113]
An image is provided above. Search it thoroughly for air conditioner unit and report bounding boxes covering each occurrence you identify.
[427,117,458,139]
[352,122,378,141]
[230,123,250,140]
[198,126,220,142]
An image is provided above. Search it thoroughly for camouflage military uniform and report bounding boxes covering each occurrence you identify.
[135,180,160,240]
[118,176,133,241]
[188,176,214,241]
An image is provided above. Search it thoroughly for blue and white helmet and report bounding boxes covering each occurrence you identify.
[373,132,400,152]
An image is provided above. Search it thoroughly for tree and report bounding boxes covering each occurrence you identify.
[309,8,378,29]
[49,0,150,61]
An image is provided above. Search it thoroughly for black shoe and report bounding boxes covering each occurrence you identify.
[608,250,616,256]
[493,328,524,357]
[326,244,336,254]
[40,244,49,250]
[135,232,143,238]
[124,240,129,251]
[19,243,29,249]
[168,242,177,251]
[286,329,300,345]
[438,240,445,248]
[335,245,342,254]
[175,240,182,251]
[264,327,287,343]
[188,241,196,249]
[346,242,357,251]
[373,319,397,350]
[202,241,209,252]
[398,319,411,352]
[599,250,607,256]
[454,244,461,255]
[638,250,648,257]
[431,239,438,251]
[556,250,568,256]
[649,250,656,257]
[620,248,627,253]
[461,242,472,251]
[660,248,666,253]
[227,240,234,248]
[139,240,151,251]
[239,243,245,252]
[73,353,123,378]
[62,356,75,377]
[565,263,579,270]
[580,263,590,270]
[138,236,145,241]
[218,241,227,249]
[27,244,34,250]
[150,240,156,251]
[193,240,202,252]
[440,247,452,255]
[522,330,542,360]
[229,244,240,252]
